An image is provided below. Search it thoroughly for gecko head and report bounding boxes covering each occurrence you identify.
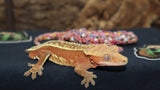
[85,44,128,66]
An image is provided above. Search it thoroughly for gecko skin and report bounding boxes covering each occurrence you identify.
[24,40,128,88]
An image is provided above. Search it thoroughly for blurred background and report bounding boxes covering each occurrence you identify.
[0,0,160,31]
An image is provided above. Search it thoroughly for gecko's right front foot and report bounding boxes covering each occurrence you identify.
[81,72,97,88]
[24,63,43,79]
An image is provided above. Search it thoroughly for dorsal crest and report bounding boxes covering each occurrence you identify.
[26,40,89,51]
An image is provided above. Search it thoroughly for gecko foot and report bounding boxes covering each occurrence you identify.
[81,72,97,88]
[24,63,44,79]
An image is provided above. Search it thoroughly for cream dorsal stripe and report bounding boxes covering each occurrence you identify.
[26,40,90,51]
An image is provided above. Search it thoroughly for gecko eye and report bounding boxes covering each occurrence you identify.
[104,54,111,61]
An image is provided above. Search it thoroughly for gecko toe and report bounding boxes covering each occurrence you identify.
[31,72,37,80]
[90,79,95,86]
[24,70,31,76]
[93,75,97,78]
[28,63,34,67]
[81,79,86,85]
[38,70,43,76]
[84,81,89,88]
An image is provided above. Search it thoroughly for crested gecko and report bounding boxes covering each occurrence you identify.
[24,40,128,88]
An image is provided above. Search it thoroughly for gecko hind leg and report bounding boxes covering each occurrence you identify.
[24,50,50,79]
[24,63,44,79]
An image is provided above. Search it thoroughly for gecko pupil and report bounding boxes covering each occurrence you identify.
[104,55,111,61]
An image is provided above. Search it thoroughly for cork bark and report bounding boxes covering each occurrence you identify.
[72,0,160,29]
[0,0,159,30]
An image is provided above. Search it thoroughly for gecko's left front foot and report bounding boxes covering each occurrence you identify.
[81,72,97,88]
[24,63,43,79]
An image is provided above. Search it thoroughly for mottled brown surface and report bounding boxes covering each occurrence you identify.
[0,0,159,30]
[73,0,160,30]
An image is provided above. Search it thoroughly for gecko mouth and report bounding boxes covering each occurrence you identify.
[98,60,128,66]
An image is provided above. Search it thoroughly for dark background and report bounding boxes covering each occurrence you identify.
[0,28,160,90]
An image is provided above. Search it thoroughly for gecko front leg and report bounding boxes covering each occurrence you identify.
[74,66,97,88]
[24,50,51,79]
